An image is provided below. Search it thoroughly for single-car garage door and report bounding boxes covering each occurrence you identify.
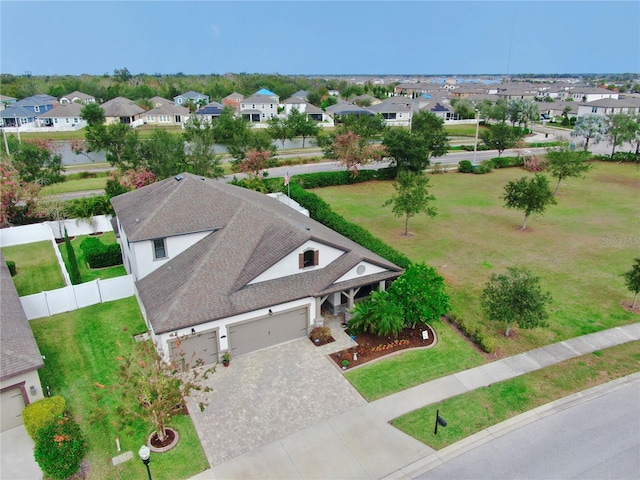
[1,387,26,431]
[228,307,309,357]
[170,330,219,367]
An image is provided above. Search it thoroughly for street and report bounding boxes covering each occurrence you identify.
[416,380,640,480]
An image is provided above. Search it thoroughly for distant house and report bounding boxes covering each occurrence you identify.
[149,96,174,108]
[144,103,190,126]
[290,90,308,101]
[13,94,58,115]
[36,103,86,130]
[326,102,374,122]
[240,89,280,122]
[567,87,618,103]
[576,98,640,118]
[59,91,96,105]
[0,253,45,432]
[174,91,209,108]
[101,97,145,125]
[281,97,325,122]
[110,174,402,366]
[366,98,412,127]
[352,94,380,106]
[222,92,243,112]
[0,94,17,111]
[422,102,456,121]
[194,101,225,123]
[0,105,38,127]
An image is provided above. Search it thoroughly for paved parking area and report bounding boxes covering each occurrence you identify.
[185,334,366,467]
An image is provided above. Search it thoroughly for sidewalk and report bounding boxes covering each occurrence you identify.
[191,322,640,479]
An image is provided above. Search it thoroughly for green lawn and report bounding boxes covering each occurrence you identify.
[392,341,640,450]
[314,162,639,358]
[345,319,486,401]
[58,232,127,282]
[30,298,210,480]
[2,241,65,295]
[42,176,109,195]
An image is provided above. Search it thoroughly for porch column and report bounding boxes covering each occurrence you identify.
[315,295,328,325]
[378,280,386,292]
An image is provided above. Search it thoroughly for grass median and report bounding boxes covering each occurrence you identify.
[391,341,640,449]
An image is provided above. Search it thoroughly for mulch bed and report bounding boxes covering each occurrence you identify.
[329,324,436,370]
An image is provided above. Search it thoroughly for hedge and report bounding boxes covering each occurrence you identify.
[594,152,639,163]
[446,313,495,353]
[6,260,16,276]
[22,395,67,440]
[79,237,123,269]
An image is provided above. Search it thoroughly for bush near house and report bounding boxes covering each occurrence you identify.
[79,237,123,268]
[22,395,67,440]
[34,414,85,480]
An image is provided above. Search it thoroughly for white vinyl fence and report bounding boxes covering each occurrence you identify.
[20,276,135,320]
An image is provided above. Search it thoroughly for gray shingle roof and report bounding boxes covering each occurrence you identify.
[114,174,403,333]
[1,253,44,381]
[38,103,84,118]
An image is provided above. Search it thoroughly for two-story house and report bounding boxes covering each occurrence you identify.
[174,91,210,109]
[0,94,58,128]
[110,174,402,366]
[240,89,280,122]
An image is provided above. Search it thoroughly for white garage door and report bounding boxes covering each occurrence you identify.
[228,307,309,357]
[1,387,26,432]
[170,330,219,367]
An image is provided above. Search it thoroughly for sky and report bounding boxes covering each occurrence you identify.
[1,1,639,77]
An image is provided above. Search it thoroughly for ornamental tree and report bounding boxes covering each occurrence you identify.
[387,262,451,328]
[545,142,593,195]
[116,340,214,444]
[502,174,557,230]
[622,258,640,309]
[481,267,552,337]
[0,159,41,227]
[383,170,437,236]
[571,114,607,151]
[331,131,386,176]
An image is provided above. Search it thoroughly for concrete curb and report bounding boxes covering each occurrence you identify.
[382,372,640,480]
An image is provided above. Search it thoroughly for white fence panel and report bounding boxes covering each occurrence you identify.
[99,276,135,302]
[50,215,113,239]
[74,280,102,309]
[44,287,77,316]
[21,293,50,319]
[0,223,53,247]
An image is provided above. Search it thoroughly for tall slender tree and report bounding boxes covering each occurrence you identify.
[383,170,437,236]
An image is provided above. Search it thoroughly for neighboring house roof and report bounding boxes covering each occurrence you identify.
[327,103,373,116]
[101,98,144,118]
[60,91,94,102]
[291,90,308,100]
[0,253,44,381]
[195,102,225,116]
[242,94,279,104]
[256,88,277,96]
[425,102,452,113]
[353,94,379,104]
[0,105,37,119]
[367,98,411,114]
[579,98,637,108]
[150,96,173,107]
[38,103,84,118]
[1,94,17,102]
[175,91,208,101]
[223,92,244,101]
[14,94,58,108]
[144,104,190,116]
[112,174,403,333]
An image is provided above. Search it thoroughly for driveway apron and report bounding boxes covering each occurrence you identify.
[185,336,366,467]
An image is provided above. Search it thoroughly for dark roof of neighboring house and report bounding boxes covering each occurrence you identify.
[291,90,308,100]
[367,98,411,113]
[327,103,374,116]
[14,94,58,108]
[0,253,44,381]
[38,103,84,118]
[195,102,225,115]
[113,174,403,333]
[242,94,279,105]
[0,105,37,119]
[426,102,452,113]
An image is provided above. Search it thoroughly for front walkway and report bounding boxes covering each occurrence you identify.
[190,323,640,479]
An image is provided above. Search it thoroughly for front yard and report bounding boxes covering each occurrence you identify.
[30,298,209,480]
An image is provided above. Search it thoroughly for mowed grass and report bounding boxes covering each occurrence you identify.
[314,162,640,359]
[42,176,108,195]
[58,232,127,282]
[345,318,486,401]
[392,341,640,449]
[2,241,65,295]
[30,298,210,480]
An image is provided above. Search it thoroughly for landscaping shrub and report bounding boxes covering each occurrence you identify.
[594,152,639,163]
[474,162,493,174]
[488,156,523,169]
[65,195,113,217]
[458,160,474,173]
[523,156,547,172]
[22,395,67,440]
[6,260,16,276]
[64,229,81,285]
[446,313,495,353]
[310,326,332,343]
[34,414,85,480]
[79,237,123,269]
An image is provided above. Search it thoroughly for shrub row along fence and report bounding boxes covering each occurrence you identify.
[20,276,135,320]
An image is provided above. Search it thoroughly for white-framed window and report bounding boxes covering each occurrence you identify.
[147,115,155,122]
[592,107,598,113]
[65,118,70,123]
[177,98,183,104]
[153,238,167,260]
[160,115,170,123]
[74,118,78,123]
[34,106,40,112]
[252,104,255,109]
[54,118,58,123]
[262,113,266,118]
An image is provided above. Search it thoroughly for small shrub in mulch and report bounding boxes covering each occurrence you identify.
[309,326,335,346]
[330,324,436,369]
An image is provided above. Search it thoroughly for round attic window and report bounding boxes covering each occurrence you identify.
[356,265,366,275]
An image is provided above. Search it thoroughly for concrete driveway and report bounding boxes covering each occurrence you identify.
[0,425,42,480]
[185,331,366,467]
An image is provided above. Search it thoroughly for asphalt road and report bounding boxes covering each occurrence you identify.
[416,380,640,480]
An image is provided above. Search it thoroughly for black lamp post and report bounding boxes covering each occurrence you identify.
[138,445,153,480]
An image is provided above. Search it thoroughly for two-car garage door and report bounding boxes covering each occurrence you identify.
[228,307,309,357]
